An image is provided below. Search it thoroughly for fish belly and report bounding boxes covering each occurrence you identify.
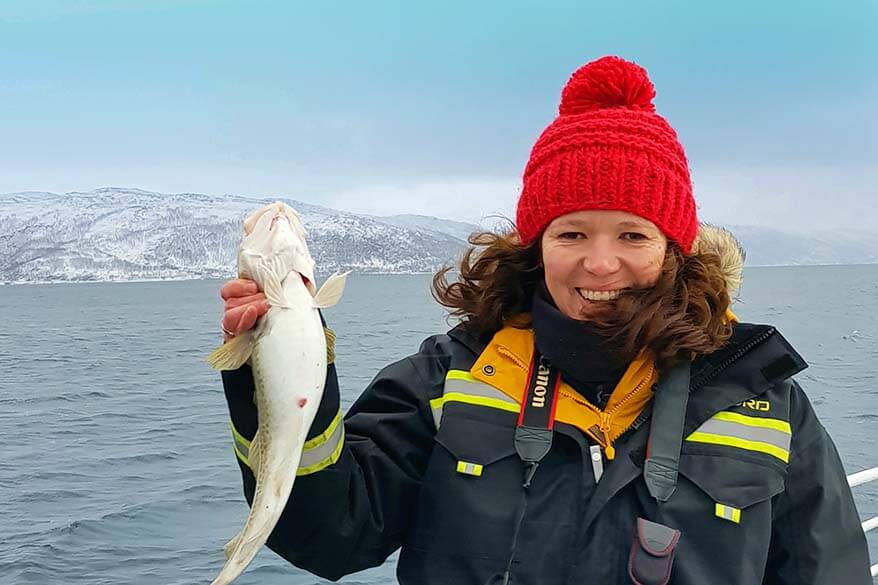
[211,275,327,585]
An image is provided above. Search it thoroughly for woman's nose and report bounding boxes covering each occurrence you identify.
[582,243,621,276]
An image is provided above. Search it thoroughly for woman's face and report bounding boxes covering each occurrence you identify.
[541,210,668,320]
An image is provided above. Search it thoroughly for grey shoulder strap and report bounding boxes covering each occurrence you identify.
[643,360,691,503]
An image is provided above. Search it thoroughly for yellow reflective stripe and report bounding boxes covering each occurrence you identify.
[715,503,741,523]
[229,421,252,467]
[230,421,252,449]
[446,369,478,383]
[687,431,790,463]
[303,409,343,450]
[297,425,345,476]
[430,392,521,415]
[456,460,484,476]
[229,411,345,474]
[299,408,345,471]
[712,411,791,434]
[232,441,250,467]
[432,369,520,428]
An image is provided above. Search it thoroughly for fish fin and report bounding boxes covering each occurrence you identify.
[258,262,290,309]
[313,271,348,309]
[206,332,254,371]
[223,531,244,560]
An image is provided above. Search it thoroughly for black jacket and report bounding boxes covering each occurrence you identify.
[221,321,871,584]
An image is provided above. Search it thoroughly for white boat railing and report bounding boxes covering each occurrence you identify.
[847,466,878,577]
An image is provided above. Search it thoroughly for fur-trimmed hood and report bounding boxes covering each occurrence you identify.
[691,224,746,298]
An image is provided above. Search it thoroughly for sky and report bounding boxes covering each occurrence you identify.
[1,0,875,232]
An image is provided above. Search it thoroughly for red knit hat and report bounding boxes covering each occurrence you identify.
[515,56,698,254]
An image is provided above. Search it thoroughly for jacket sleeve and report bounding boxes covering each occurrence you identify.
[763,380,872,584]
[220,331,450,581]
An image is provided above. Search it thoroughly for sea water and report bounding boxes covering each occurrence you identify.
[1,266,876,584]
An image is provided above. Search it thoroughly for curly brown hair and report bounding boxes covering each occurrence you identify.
[432,229,734,369]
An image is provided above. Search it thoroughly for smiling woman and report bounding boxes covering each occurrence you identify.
[433,215,736,370]
[218,56,871,585]
[541,210,667,318]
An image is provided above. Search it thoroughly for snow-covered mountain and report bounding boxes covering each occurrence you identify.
[0,188,475,283]
[1,188,875,284]
[726,225,878,267]
[376,214,482,243]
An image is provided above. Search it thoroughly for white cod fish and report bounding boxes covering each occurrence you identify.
[206,201,347,585]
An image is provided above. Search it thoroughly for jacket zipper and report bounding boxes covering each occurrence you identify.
[558,361,656,459]
[621,327,777,440]
[499,327,777,456]
[689,327,776,392]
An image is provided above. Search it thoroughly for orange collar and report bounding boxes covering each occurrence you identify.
[470,326,658,459]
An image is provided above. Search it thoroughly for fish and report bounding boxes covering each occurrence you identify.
[206,201,347,585]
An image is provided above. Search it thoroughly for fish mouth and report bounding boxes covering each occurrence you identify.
[269,213,289,231]
[243,202,289,236]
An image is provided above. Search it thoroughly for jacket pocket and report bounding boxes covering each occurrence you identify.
[409,410,521,559]
[663,452,786,584]
[679,452,785,513]
[434,411,518,473]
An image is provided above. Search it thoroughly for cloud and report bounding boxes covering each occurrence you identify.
[692,164,876,233]
[4,162,872,237]
[313,163,876,236]
[320,176,521,225]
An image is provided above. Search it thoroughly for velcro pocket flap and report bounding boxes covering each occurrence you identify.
[680,453,785,510]
[434,413,517,468]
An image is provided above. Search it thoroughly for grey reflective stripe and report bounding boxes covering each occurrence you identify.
[297,412,344,474]
[229,421,252,467]
[444,378,520,405]
[696,418,791,450]
[686,411,792,462]
[233,432,250,460]
[430,373,520,429]
[716,503,741,523]
[233,435,250,459]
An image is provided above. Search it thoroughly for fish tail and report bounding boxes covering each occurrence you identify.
[211,443,302,584]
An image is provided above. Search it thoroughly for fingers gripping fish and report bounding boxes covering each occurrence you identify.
[206,201,347,585]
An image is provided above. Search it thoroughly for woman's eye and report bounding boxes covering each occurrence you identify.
[559,232,584,240]
[622,232,647,241]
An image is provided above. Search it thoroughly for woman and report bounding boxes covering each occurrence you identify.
[218,56,870,584]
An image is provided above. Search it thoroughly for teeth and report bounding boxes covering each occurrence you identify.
[577,289,622,301]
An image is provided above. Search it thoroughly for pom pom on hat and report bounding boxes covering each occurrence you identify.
[559,56,656,115]
[516,55,698,253]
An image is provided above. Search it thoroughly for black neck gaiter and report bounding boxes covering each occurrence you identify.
[531,287,627,408]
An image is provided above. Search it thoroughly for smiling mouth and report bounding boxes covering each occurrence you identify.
[576,288,624,301]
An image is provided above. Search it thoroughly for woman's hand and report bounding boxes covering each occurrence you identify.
[220,279,270,341]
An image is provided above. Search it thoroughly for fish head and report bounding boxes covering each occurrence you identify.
[240,201,317,294]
